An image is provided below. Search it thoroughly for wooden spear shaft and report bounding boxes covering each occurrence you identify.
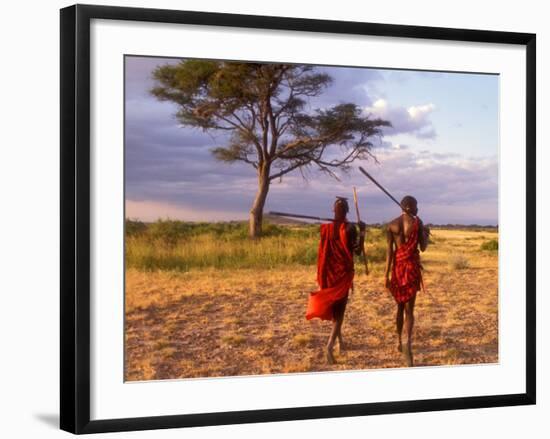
[353,187,369,276]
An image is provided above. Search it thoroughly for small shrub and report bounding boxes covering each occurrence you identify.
[449,254,470,270]
[125,219,147,236]
[480,239,498,251]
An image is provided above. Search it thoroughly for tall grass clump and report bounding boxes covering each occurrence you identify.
[449,254,470,270]
[125,219,147,236]
[480,239,498,251]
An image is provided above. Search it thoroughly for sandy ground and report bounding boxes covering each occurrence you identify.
[124,229,498,381]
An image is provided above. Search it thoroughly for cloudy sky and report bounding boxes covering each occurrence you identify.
[125,55,499,225]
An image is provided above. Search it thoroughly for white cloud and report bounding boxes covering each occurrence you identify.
[264,143,498,225]
[364,99,437,139]
[407,103,435,119]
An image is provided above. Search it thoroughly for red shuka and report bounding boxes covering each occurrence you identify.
[389,216,422,304]
[306,221,354,321]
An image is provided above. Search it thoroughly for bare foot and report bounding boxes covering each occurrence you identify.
[326,346,336,364]
[338,336,345,352]
[403,345,414,367]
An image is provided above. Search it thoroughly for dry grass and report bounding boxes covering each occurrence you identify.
[449,254,470,270]
[124,228,498,381]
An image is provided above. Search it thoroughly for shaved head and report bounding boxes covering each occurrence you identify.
[334,196,349,214]
[400,195,418,215]
[333,196,349,221]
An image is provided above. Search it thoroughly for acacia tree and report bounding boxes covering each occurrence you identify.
[150,60,390,238]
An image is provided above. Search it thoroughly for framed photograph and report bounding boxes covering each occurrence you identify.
[60,3,536,434]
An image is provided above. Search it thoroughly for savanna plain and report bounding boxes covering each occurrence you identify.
[124,218,498,381]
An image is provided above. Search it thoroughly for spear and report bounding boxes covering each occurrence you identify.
[358,166,402,209]
[352,187,369,275]
[268,211,359,225]
[358,166,431,236]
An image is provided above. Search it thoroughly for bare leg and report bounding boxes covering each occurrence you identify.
[396,303,405,352]
[337,333,344,351]
[326,320,338,364]
[403,293,417,367]
[326,298,346,364]
[337,297,348,352]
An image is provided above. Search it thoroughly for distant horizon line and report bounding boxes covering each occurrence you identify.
[124,217,499,228]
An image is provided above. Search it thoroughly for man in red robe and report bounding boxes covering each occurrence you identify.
[384,196,429,367]
[306,197,365,364]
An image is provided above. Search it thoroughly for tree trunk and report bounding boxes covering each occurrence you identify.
[249,164,271,239]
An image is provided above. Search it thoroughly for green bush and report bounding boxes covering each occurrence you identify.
[480,239,498,251]
[125,219,147,236]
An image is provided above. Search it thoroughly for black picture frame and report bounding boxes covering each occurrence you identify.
[60,3,536,434]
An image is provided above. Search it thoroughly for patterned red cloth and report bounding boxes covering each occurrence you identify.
[390,216,422,304]
[306,221,354,321]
